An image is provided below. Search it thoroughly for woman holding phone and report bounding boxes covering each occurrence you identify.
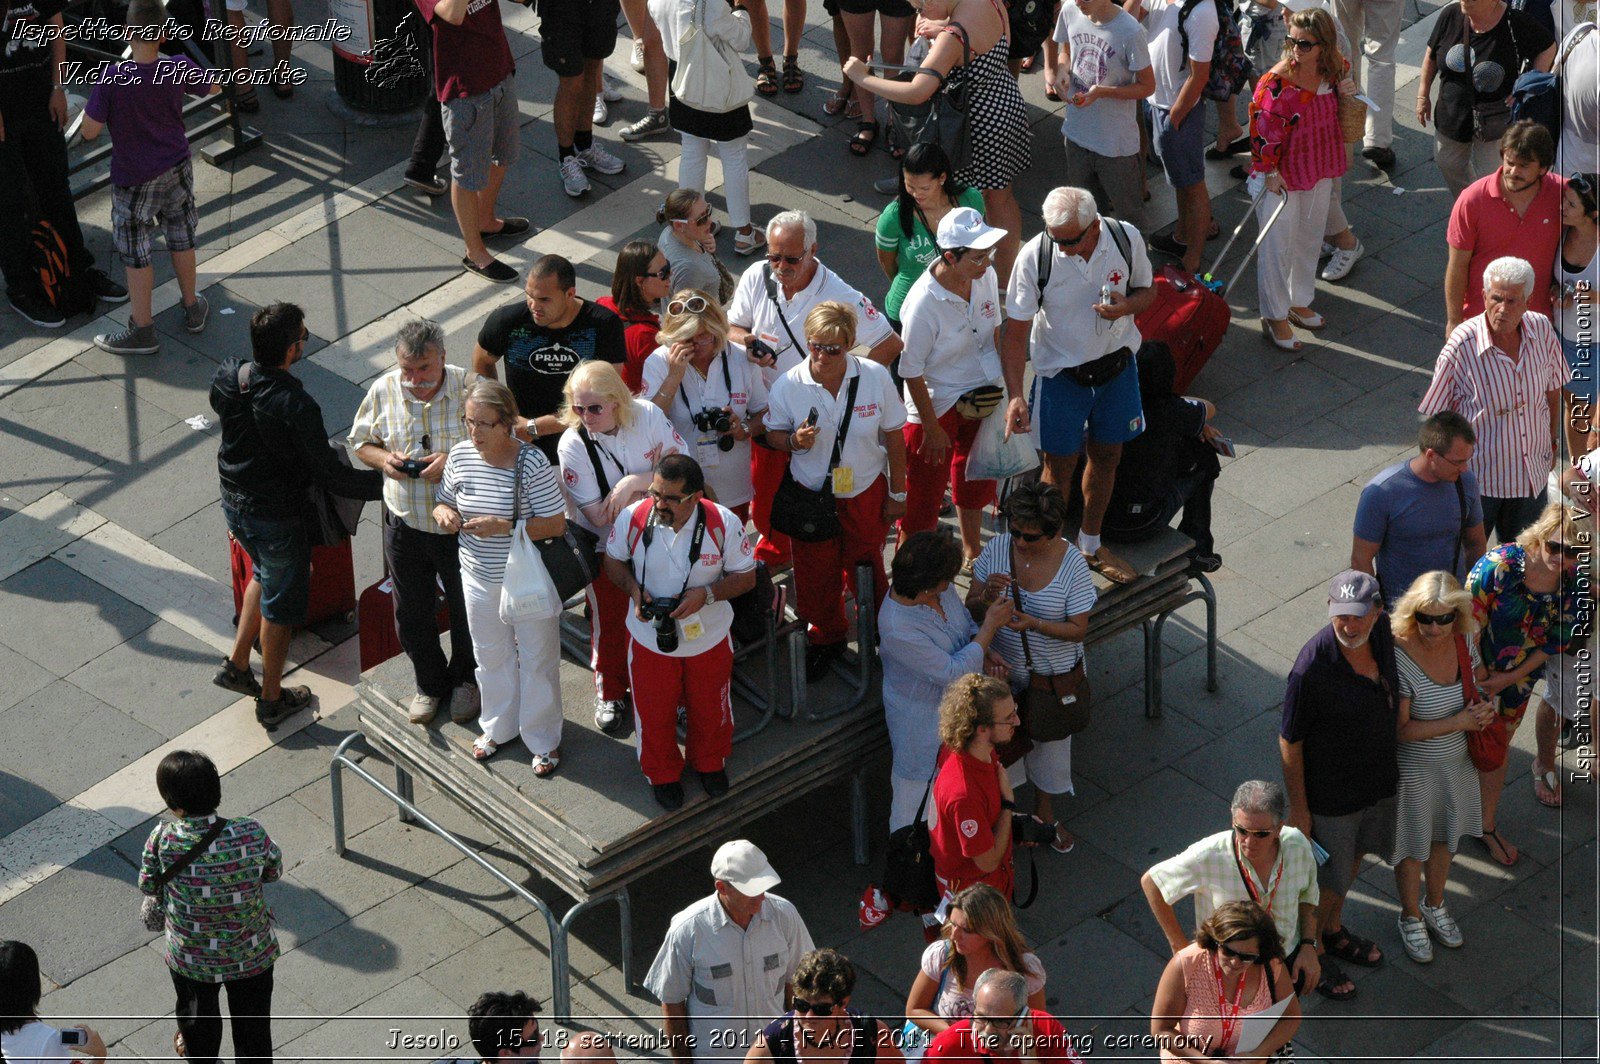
[1,942,108,1064]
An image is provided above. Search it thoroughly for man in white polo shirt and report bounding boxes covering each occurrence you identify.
[728,210,904,567]
[1004,186,1155,585]
[603,454,757,811]
[898,207,1007,565]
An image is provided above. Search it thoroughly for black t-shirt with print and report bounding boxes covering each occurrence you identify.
[476,298,627,462]
[1428,4,1554,142]
[1,0,67,109]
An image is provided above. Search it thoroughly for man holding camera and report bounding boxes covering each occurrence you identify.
[349,320,477,727]
[602,454,757,811]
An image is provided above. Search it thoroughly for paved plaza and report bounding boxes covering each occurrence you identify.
[0,2,1594,1061]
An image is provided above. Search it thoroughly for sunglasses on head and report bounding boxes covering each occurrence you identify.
[767,252,806,266]
[1008,526,1052,543]
[668,295,710,316]
[1570,172,1595,197]
[1220,942,1266,965]
[1288,36,1318,51]
[574,403,609,416]
[1416,609,1458,627]
[1233,823,1275,839]
[792,998,838,1017]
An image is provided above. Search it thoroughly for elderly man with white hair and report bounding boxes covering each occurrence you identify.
[1420,255,1571,544]
[923,968,1086,1064]
[1002,186,1154,585]
[727,210,903,566]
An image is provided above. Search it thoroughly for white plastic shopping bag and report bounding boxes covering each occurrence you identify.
[500,525,562,624]
[964,389,1040,482]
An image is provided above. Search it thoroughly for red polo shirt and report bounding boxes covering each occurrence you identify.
[414,0,515,102]
[1447,170,1565,320]
[929,746,1012,900]
[925,1014,1085,1064]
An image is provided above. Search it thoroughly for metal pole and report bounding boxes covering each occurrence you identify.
[851,772,869,866]
[1199,573,1219,693]
[396,765,415,824]
[330,733,360,856]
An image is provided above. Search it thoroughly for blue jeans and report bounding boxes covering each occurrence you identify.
[223,498,309,626]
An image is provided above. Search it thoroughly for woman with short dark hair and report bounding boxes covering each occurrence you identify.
[1,941,107,1064]
[745,949,902,1064]
[139,750,282,1064]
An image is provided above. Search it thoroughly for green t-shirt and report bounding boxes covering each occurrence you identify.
[874,186,987,320]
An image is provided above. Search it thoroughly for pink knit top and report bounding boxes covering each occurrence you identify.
[1248,71,1348,191]
[1159,943,1276,1061]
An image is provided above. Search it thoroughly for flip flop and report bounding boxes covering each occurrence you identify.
[1050,823,1076,854]
[1477,826,1519,867]
[1534,769,1563,807]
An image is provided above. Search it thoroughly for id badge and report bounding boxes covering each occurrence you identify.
[831,466,854,495]
[695,433,721,469]
[759,331,785,355]
[680,614,705,642]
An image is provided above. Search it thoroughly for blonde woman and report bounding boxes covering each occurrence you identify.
[557,361,686,734]
[433,380,569,768]
[642,290,767,517]
[1389,571,1492,963]
[904,884,1046,1049]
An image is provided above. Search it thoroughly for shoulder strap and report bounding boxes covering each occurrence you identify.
[1453,475,1469,574]
[626,501,654,554]
[580,426,616,499]
[1011,536,1036,670]
[1102,216,1134,278]
[698,498,728,554]
[152,817,230,890]
[511,445,527,525]
[1034,235,1053,310]
[1556,22,1596,72]
[763,264,807,357]
[825,367,864,479]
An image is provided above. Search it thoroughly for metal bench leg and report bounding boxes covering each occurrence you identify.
[330,733,360,856]
[1198,572,1219,693]
[1146,616,1171,719]
[395,765,416,824]
[555,887,635,1023]
[851,771,869,866]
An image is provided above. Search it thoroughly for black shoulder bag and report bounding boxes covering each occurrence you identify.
[139,817,230,931]
[1011,538,1092,742]
[881,765,942,911]
[882,23,973,173]
[770,367,861,542]
[512,445,599,603]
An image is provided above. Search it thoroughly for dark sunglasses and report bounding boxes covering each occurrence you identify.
[1416,609,1458,627]
[767,252,806,266]
[1050,228,1092,251]
[1548,540,1586,557]
[668,295,710,316]
[792,998,838,1017]
[809,342,845,355]
[643,265,673,281]
[1008,526,1054,543]
[1220,942,1266,964]
[574,403,609,416]
[1288,37,1318,51]
[1233,823,1275,839]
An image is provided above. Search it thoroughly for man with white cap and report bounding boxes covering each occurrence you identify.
[645,840,815,1062]
[1003,186,1155,585]
[897,207,1008,565]
[1277,568,1398,1000]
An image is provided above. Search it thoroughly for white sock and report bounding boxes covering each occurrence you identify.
[1079,531,1102,556]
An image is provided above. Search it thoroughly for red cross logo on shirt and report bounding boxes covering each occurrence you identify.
[1108,270,1124,286]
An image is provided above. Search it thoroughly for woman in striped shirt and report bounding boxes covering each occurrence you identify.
[1247,7,1352,351]
[434,380,570,771]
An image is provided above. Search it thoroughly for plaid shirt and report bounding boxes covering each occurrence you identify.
[348,365,469,533]
[1146,827,1320,948]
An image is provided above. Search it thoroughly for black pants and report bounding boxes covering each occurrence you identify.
[382,510,475,697]
[0,90,95,299]
[171,966,273,1064]
[409,21,446,178]
[1098,438,1221,555]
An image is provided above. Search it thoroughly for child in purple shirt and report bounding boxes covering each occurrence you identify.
[80,0,218,356]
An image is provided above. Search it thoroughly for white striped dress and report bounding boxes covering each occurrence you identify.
[1391,642,1485,863]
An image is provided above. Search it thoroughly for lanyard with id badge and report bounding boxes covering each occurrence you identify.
[637,506,709,648]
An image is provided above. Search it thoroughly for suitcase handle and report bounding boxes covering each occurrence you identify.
[1199,187,1288,299]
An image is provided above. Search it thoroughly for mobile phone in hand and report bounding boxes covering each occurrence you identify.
[803,407,819,428]
[59,1029,87,1047]
[1209,435,1236,458]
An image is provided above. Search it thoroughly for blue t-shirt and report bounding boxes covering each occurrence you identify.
[1352,459,1484,605]
[84,56,210,187]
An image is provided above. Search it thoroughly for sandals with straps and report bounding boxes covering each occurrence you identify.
[755,57,780,96]
[782,55,804,94]
[849,121,880,157]
[472,734,499,761]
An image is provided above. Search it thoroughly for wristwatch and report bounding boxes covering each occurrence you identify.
[704,584,717,605]
[888,490,908,502]
[1297,938,1317,951]
[1000,797,1016,810]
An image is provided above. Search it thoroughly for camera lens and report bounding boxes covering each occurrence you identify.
[712,411,732,433]
[717,435,737,453]
[654,615,678,653]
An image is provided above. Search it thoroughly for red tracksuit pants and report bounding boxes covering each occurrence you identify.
[899,408,997,534]
[749,444,791,567]
[587,576,631,702]
[791,477,889,646]
[626,634,734,784]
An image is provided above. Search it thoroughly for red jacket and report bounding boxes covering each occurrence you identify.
[596,296,659,393]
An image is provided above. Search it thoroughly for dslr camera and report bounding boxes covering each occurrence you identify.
[692,408,737,451]
[637,596,682,653]
[1011,813,1057,847]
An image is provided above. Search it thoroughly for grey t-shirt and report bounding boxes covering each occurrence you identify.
[658,226,725,301]
[1054,6,1151,158]
[1559,25,1598,174]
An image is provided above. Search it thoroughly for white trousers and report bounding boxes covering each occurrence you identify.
[1325,142,1356,238]
[1252,175,1333,321]
[1333,0,1403,149]
[889,773,929,834]
[1018,737,1075,796]
[678,133,752,229]
[462,567,564,754]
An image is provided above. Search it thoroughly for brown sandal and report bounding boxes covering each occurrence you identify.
[782,55,804,94]
[755,57,780,96]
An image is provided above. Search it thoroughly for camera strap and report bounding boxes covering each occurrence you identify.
[637,501,707,604]
[676,348,735,421]
[762,263,811,358]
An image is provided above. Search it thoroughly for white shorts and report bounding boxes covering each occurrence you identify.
[1534,651,1592,722]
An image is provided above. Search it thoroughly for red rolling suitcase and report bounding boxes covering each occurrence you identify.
[1137,265,1233,393]
[229,534,357,628]
[357,573,452,672]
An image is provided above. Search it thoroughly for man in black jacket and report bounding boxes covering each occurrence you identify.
[209,303,383,727]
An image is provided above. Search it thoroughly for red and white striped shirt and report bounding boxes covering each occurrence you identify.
[1418,312,1569,499]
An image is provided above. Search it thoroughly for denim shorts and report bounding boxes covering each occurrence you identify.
[224,501,310,626]
[1033,359,1146,456]
[442,77,519,191]
[1152,103,1206,190]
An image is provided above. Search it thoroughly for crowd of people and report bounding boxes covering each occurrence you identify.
[1,0,1597,1062]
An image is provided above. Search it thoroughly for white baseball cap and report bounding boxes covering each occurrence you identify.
[711,840,781,895]
[936,207,1007,252]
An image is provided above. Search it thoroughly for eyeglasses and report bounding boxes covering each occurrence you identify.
[1288,37,1319,51]
[982,710,1021,727]
[643,265,673,281]
[767,252,806,266]
[1233,823,1276,839]
[792,998,839,1017]
[297,329,310,345]
[1050,226,1093,251]
[972,1008,1028,1031]
[810,342,845,355]
[693,208,714,225]
[464,417,503,431]
[1428,448,1472,468]
[1219,942,1266,965]
[1008,526,1051,543]
[574,403,609,417]
[647,488,691,504]
[668,295,710,316]
[1416,609,1458,627]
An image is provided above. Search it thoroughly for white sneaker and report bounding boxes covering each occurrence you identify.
[602,72,625,102]
[1319,241,1335,258]
[1398,914,1434,963]
[1321,237,1365,282]
[630,38,646,73]
[560,154,591,197]
[1420,901,1463,948]
[408,692,441,724]
[577,141,626,176]
[593,94,609,125]
[594,698,627,734]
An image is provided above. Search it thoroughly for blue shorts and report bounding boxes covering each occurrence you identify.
[1034,360,1145,455]
[224,501,310,626]
[1152,103,1206,190]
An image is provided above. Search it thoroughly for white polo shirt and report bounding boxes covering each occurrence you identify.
[641,344,769,507]
[764,357,907,498]
[1004,221,1152,374]
[606,500,755,656]
[898,266,1005,424]
[727,259,897,385]
[643,891,815,1059]
[557,399,685,533]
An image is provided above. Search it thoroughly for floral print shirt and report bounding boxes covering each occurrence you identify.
[1467,544,1578,714]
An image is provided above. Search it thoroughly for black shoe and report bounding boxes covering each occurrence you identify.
[1149,233,1187,259]
[805,641,846,683]
[462,257,518,284]
[481,217,532,240]
[7,289,65,328]
[1229,163,1250,181]
[700,768,730,797]
[1186,551,1222,575]
[255,684,312,730]
[652,780,685,811]
[404,170,449,196]
[1361,145,1397,171]
[1204,135,1249,160]
[85,268,129,303]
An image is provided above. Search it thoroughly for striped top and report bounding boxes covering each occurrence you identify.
[1248,72,1347,191]
[436,442,567,582]
[1418,312,1570,498]
[138,815,281,983]
[347,365,469,533]
[971,534,1097,679]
